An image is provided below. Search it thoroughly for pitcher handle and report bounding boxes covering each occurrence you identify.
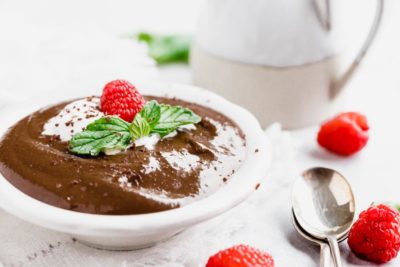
[331,0,384,97]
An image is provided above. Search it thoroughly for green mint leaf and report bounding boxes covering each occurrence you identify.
[69,100,202,156]
[69,117,131,156]
[139,100,161,128]
[129,113,151,139]
[152,104,201,137]
[137,32,191,65]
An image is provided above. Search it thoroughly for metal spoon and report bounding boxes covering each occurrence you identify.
[291,209,348,267]
[292,167,355,267]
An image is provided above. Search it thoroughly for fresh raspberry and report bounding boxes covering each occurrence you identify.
[206,244,274,267]
[317,112,369,156]
[348,204,400,263]
[100,80,145,122]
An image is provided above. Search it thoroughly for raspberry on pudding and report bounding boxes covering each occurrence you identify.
[0,80,246,215]
[100,80,145,122]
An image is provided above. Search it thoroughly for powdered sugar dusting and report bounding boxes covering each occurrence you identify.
[42,97,104,141]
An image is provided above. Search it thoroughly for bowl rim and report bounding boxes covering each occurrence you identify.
[0,82,271,235]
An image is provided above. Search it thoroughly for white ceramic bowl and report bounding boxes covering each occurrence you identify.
[0,82,271,250]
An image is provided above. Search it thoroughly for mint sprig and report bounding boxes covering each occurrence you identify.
[69,100,201,156]
[69,117,132,156]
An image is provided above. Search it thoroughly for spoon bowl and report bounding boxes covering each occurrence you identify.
[292,167,355,239]
[292,167,355,267]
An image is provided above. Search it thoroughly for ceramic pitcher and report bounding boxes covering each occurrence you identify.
[191,0,384,128]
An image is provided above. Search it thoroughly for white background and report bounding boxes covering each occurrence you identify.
[0,0,400,266]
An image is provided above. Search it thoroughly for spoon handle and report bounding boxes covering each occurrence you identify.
[327,236,343,267]
[320,243,330,267]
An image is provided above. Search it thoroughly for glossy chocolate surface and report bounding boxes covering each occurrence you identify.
[0,96,246,215]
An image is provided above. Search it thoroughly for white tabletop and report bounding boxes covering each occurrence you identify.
[0,0,400,266]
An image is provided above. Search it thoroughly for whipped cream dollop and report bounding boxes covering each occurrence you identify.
[42,97,104,142]
[134,134,161,150]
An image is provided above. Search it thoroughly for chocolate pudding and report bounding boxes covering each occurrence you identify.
[0,96,246,215]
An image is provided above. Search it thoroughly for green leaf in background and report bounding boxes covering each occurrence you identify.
[137,32,191,65]
[129,113,151,139]
[69,117,132,156]
[152,104,201,137]
[139,100,161,128]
